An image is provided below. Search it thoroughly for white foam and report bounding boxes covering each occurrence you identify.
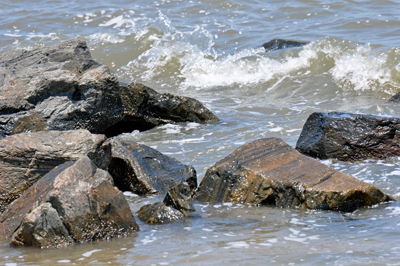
[57,260,71,263]
[224,241,249,249]
[269,126,284,132]
[387,170,400,176]
[123,191,139,197]
[290,218,306,225]
[386,206,400,215]
[89,33,125,44]
[99,15,135,29]
[82,249,102,257]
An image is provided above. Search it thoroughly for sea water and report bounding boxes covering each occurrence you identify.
[2,0,400,265]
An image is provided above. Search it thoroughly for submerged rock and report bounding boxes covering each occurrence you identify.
[262,39,309,52]
[388,91,400,102]
[0,39,124,138]
[0,129,111,213]
[104,83,219,137]
[0,156,139,248]
[107,134,197,195]
[195,138,392,212]
[296,112,400,161]
[137,202,184,225]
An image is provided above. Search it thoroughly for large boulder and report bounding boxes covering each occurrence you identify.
[0,129,111,212]
[195,138,392,212]
[262,39,309,52]
[0,39,124,138]
[103,83,219,136]
[0,156,139,248]
[107,134,197,195]
[295,112,400,161]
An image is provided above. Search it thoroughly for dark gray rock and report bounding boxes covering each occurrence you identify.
[137,202,184,225]
[296,112,400,161]
[0,156,139,248]
[0,39,124,138]
[0,129,111,213]
[103,82,219,136]
[389,90,400,102]
[163,181,197,217]
[262,39,309,52]
[195,138,393,212]
[107,133,197,195]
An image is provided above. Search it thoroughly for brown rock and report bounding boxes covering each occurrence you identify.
[195,138,393,212]
[0,129,111,213]
[0,156,138,248]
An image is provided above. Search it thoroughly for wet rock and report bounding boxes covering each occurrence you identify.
[103,83,219,136]
[137,202,184,225]
[107,134,197,195]
[195,138,392,212]
[296,112,400,161]
[0,39,124,138]
[389,91,400,102]
[262,39,309,52]
[0,129,111,213]
[163,181,197,217]
[0,156,139,248]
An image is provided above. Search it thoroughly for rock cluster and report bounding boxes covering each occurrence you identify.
[0,39,219,139]
[0,39,398,249]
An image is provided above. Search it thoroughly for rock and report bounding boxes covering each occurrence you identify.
[103,83,219,137]
[107,134,197,195]
[0,156,139,248]
[296,112,400,161]
[0,129,111,213]
[0,39,124,138]
[389,91,400,102]
[262,39,309,52]
[195,138,392,212]
[137,202,184,225]
[163,181,197,217]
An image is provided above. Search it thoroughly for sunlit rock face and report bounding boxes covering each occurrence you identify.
[0,156,138,248]
[195,138,393,212]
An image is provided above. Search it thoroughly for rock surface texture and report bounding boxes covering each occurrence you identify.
[0,129,111,213]
[104,82,219,136]
[262,39,309,52]
[137,202,184,225]
[138,180,198,225]
[296,112,400,161]
[195,138,392,212]
[107,134,197,195]
[0,39,124,138]
[0,156,138,248]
